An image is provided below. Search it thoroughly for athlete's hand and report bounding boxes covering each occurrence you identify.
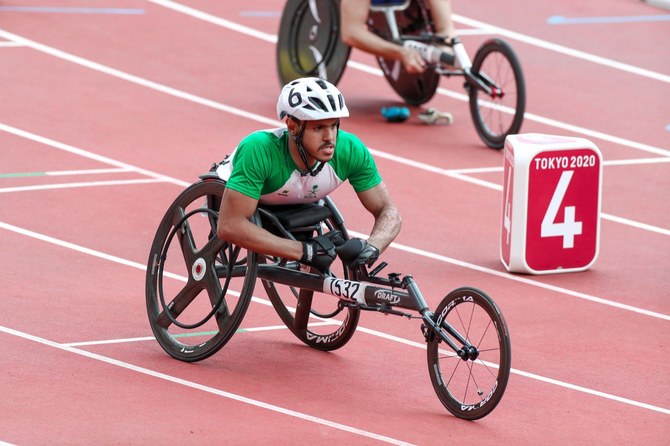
[301,231,344,272]
[336,238,380,267]
[401,47,426,74]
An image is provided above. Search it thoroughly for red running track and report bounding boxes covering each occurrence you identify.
[0,0,668,444]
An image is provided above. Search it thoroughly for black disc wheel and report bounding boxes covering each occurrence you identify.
[427,287,511,420]
[276,0,351,86]
[146,179,257,362]
[369,0,440,105]
[468,38,526,149]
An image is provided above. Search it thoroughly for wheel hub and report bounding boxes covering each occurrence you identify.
[191,258,207,281]
[458,345,480,361]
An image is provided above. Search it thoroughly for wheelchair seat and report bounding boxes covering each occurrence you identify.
[257,203,334,240]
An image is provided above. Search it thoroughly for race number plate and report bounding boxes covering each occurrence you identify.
[323,277,367,303]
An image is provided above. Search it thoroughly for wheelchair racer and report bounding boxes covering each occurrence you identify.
[216,77,402,272]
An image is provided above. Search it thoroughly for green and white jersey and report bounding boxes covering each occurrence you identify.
[219,128,381,205]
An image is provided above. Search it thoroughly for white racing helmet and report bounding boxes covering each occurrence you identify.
[277,77,349,121]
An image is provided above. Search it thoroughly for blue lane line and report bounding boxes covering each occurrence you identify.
[665,124,670,132]
[547,14,670,25]
[0,6,144,14]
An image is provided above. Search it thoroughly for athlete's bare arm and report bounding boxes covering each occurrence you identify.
[356,181,402,253]
[216,188,303,260]
[340,0,426,73]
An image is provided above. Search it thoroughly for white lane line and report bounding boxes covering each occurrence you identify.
[63,322,333,347]
[509,365,670,415]
[147,0,278,43]
[0,167,130,178]
[0,324,415,446]
[0,29,279,128]
[0,178,165,193]
[47,167,132,176]
[452,13,670,84]
[0,122,190,188]
[518,110,670,157]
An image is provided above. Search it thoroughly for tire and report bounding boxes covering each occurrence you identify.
[146,179,257,362]
[369,0,440,105]
[468,38,526,149]
[276,0,351,87]
[261,200,360,351]
[427,287,511,420]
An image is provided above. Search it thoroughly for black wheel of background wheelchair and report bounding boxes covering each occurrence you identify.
[258,198,361,351]
[146,179,257,362]
[276,0,351,86]
[369,0,440,106]
[468,38,526,149]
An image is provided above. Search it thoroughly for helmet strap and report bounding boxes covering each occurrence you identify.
[290,118,325,177]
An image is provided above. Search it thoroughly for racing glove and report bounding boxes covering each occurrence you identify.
[300,232,344,272]
[336,238,380,267]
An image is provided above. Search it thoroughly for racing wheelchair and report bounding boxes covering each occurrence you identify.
[276,0,526,149]
[145,163,512,420]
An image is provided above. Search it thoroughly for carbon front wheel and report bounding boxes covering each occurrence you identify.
[427,287,511,419]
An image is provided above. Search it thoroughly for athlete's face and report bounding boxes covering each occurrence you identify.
[300,118,340,162]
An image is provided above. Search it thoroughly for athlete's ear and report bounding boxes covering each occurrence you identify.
[286,116,300,136]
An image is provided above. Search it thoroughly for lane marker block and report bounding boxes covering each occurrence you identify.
[500,134,603,274]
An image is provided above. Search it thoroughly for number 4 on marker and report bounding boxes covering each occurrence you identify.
[541,170,582,248]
